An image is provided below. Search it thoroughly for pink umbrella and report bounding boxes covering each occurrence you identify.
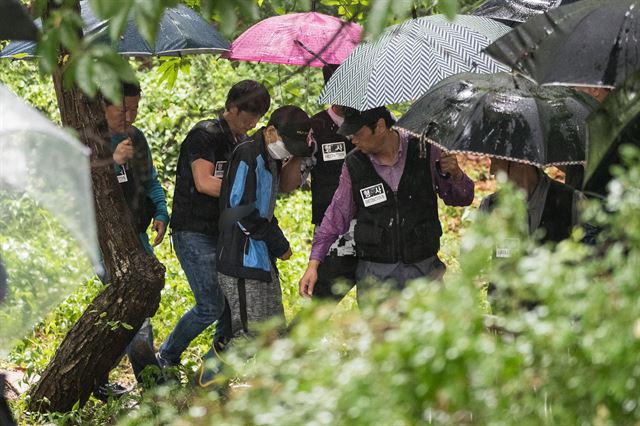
[224,12,362,67]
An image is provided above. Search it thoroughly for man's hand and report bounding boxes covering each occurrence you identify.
[279,247,292,261]
[298,260,320,298]
[152,220,167,247]
[439,152,464,181]
[113,139,135,165]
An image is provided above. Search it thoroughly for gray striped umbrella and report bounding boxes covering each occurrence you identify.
[317,15,510,111]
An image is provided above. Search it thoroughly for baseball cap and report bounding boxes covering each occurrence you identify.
[268,105,313,157]
[337,106,391,137]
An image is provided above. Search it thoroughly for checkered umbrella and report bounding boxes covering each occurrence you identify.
[317,14,510,111]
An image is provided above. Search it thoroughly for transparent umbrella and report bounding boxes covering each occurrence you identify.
[0,84,99,355]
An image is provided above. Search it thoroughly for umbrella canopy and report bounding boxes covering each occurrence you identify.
[0,83,99,353]
[394,72,599,167]
[0,0,229,58]
[223,12,362,67]
[472,0,582,26]
[485,0,640,88]
[318,14,510,111]
[0,0,38,41]
[584,70,640,194]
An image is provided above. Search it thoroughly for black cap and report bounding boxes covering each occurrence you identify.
[268,105,312,157]
[337,106,391,137]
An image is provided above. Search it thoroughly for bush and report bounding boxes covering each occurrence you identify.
[115,148,640,425]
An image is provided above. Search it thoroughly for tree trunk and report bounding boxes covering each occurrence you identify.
[27,67,165,411]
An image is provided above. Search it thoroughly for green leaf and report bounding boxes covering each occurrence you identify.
[37,28,61,74]
[366,0,392,38]
[58,19,81,52]
[92,61,126,100]
[121,322,134,330]
[89,0,123,17]
[73,53,97,98]
[218,3,238,36]
[438,0,459,19]
[109,5,133,44]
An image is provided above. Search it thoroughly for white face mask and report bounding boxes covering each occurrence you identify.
[267,139,291,160]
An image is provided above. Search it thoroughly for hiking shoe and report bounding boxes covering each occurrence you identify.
[93,382,128,402]
[155,352,181,382]
[155,352,177,369]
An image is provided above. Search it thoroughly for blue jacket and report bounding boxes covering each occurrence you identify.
[217,130,290,282]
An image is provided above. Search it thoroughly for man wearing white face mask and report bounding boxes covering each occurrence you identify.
[216,105,312,345]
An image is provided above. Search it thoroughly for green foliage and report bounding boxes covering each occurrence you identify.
[116,151,640,426]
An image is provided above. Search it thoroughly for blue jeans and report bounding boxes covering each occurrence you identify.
[159,231,229,364]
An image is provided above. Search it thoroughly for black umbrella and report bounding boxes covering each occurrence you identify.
[584,71,640,195]
[0,0,229,58]
[472,0,582,26]
[394,72,599,167]
[485,0,640,88]
[0,0,38,41]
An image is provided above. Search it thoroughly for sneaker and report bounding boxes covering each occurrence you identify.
[155,352,180,382]
[93,382,128,402]
[155,352,177,369]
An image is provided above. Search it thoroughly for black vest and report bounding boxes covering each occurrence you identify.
[118,129,155,233]
[485,179,575,243]
[346,137,442,263]
[310,110,355,225]
[171,118,237,236]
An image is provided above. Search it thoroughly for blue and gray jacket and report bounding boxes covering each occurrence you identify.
[217,129,290,282]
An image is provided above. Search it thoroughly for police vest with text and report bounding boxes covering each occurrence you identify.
[346,138,442,264]
[310,110,355,225]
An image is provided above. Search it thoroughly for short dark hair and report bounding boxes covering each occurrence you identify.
[338,106,395,136]
[366,108,395,131]
[226,80,271,116]
[103,82,141,106]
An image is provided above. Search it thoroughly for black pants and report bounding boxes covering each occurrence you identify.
[313,255,358,302]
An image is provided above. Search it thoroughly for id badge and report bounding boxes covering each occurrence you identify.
[360,183,387,207]
[322,142,346,161]
[116,165,128,183]
[214,161,227,178]
[495,238,520,258]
